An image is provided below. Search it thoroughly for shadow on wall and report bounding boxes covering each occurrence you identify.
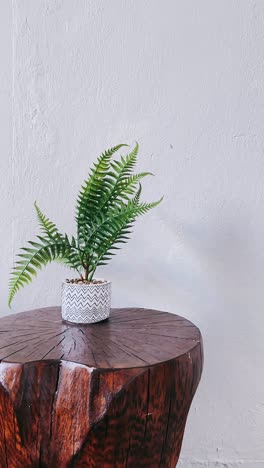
[120,205,264,326]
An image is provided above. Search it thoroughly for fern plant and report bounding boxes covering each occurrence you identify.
[8,143,162,306]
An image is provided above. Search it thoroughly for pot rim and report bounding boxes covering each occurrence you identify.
[62,278,111,286]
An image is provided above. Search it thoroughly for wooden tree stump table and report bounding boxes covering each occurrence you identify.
[0,307,203,467]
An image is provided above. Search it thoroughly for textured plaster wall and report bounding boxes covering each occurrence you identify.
[0,0,264,466]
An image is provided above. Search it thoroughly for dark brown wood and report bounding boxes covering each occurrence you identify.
[0,307,203,467]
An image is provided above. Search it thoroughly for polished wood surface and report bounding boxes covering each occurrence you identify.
[0,307,203,467]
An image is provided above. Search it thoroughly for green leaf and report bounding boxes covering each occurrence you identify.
[76,144,128,245]
[34,202,62,241]
[132,183,142,205]
[87,197,163,279]
[8,237,71,307]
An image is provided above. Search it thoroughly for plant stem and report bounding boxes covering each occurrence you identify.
[88,269,95,282]
[84,254,89,281]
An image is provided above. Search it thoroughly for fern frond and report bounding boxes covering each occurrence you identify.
[98,143,139,206]
[8,237,70,307]
[34,202,62,240]
[100,171,152,209]
[87,197,163,278]
[34,202,83,271]
[76,144,128,245]
[109,143,139,181]
[63,235,84,271]
[132,183,142,205]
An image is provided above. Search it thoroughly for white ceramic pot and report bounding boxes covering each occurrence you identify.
[61,280,111,324]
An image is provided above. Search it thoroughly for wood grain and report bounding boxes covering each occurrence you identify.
[0,307,203,467]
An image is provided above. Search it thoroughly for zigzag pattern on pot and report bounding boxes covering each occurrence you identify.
[61,282,111,324]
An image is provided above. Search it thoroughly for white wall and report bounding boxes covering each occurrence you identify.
[1,1,264,466]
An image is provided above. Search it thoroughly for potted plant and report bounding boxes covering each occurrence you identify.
[8,143,162,324]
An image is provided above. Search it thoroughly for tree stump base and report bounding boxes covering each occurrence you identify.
[0,307,203,467]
